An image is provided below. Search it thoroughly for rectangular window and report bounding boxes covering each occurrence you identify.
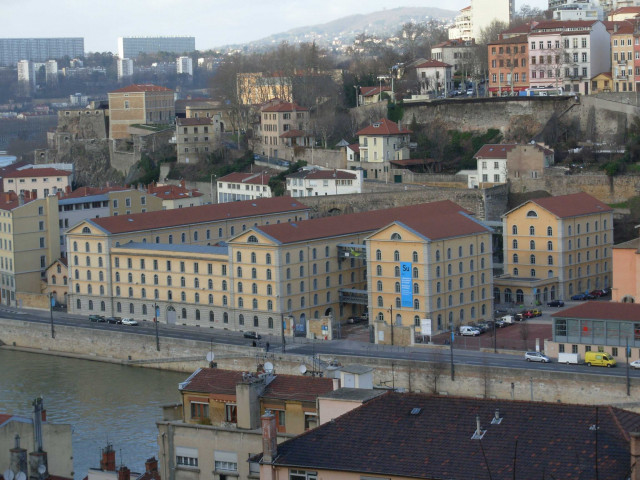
[559,344,565,353]
[572,344,578,353]
[190,402,209,419]
[175,447,198,468]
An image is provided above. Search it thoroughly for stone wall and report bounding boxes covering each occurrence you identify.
[16,292,50,310]
[1,319,638,408]
[300,183,509,222]
[56,109,108,140]
[510,172,640,204]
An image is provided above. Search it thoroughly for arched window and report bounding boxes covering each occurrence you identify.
[85,242,90,252]
[76,299,81,309]
[394,266,400,277]
[395,297,401,308]
[414,299,420,310]
[181,308,187,319]
[181,233,186,243]
[548,255,553,265]
[512,225,518,235]
[448,279,452,291]
[116,302,122,313]
[127,272,132,283]
[458,262,463,273]
[447,248,451,259]
[181,291,186,302]
[481,258,485,268]
[447,264,452,275]
[210,311,214,322]
[513,254,519,264]
[98,257,103,267]
[377,280,383,291]
[530,240,535,250]
[100,285,105,295]
[238,297,244,308]
[435,250,440,261]
[116,286,121,296]
[448,295,452,307]
[129,303,134,314]
[391,232,402,240]
[88,300,93,310]
[87,271,92,281]
[395,282,401,293]
[458,246,463,257]
[436,282,441,293]
[168,235,173,244]
[413,267,419,278]
[299,250,304,262]
[377,296,383,307]
[86,256,91,266]
[526,210,538,217]
[167,276,172,286]
[251,252,257,263]
[394,250,400,261]
[413,251,418,262]
[154,274,159,285]
[512,239,518,249]
[100,301,105,311]
[413,283,419,294]
[128,287,133,297]
[436,266,441,277]
[437,297,442,308]
[568,225,572,235]
[237,251,242,262]
[248,235,258,243]
[459,277,464,289]
[547,226,553,236]
[530,269,536,277]
[530,255,536,264]
[529,226,535,235]
[237,267,242,277]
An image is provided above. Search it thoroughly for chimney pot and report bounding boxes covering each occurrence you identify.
[117,465,130,480]
[261,411,278,463]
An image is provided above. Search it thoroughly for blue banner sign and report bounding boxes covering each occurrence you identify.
[401,262,413,307]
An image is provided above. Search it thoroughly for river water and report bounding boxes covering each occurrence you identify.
[0,350,187,480]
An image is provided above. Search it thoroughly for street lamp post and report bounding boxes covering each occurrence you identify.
[277,295,286,353]
[449,320,455,381]
[353,85,360,107]
[210,174,216,204]
[49,292,55,339]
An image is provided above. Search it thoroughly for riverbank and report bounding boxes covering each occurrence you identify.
[2,317,639,409]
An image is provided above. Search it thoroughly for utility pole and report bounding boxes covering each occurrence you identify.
[154,303,160,351]
[449,320,455,381]
[627,337,630,396]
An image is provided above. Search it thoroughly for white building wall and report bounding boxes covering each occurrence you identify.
[217,182,272,203]
[177,56,193,76]
[472,0,513,40]
[478,158,507,183]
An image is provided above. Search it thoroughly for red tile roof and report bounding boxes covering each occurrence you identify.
[88,197,308,234]
[474,144,516,159]
[610,21,635,34]
[262,392,640,479]
[62,186,128,199]
[529,192,612,218]
[489,34,528,46]
[176,117,213,126]
[287,169,357,181]
[263,375,334,403]
[359,86,391,97]
[0,193,35,211]
[279,129,308,139]
[610,6,640,15]
[6,168,72,178]
[110,84,173,93]
[147,184,203,200]
[356,118,411,136]
[180,368,244,395]
[347,143,359,153]
[0,414,13,425]
[218,172,273,185]
[553,301,640,322]
[532,20,598,30]
[262,102,308,113]
[415,59,451,69]
[253,200,489,245]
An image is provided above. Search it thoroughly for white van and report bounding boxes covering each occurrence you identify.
[460,325,480,336]
[501,315,515,324]
[558,352,580,364]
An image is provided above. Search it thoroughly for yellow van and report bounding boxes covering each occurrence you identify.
[584,351,616,367]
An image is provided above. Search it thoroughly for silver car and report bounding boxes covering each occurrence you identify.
[631,359,640,370]
[525,351,550,363]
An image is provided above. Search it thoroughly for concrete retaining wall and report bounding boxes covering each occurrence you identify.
[1,319,638,409]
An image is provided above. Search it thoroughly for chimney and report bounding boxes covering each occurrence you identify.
[10,434,28,476]
[261,410,277,463]
[117,465,130,480]
[100,444,116,471]
[180,179,185,188]
[144,457,158,474]
[475,415,482,436]
[631,432,640,480]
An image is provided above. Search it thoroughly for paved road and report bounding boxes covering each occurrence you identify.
[1,305,638,380]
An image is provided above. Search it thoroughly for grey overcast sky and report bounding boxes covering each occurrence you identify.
[3,0,548,53]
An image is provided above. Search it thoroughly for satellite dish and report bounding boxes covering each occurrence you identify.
[16,472,26,480]
[206,352,215,362]
[37,465,46,475]
[4,469,14,480]
[264,362,274,374]
[299,364,307,374]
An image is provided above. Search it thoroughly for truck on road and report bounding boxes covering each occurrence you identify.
[558,352,581,364]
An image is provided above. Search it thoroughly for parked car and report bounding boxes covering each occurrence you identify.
[500,314,515,325]
[600,287,611,296]
[547,299,565,307]
[121,318,138,326]
[243,331,262,340]
[495,318,508,328]
[571,293,593,301]
[525,351,551,363]
[460,325,481,336]
[590,289,607,298]
[348,313,368,324]
[106,317,121,324]
[630,359,640,370]
[530,309,542,317]
[89,315,105,323]
[474,322,490,333]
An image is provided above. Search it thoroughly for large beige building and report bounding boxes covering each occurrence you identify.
[0,192,60,305]
[499,192,613,304]
[236,72,293,105]
[66,199,493,344]
[66,197,311,318]
[108,84,175,139]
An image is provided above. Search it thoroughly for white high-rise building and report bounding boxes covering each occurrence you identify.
[176,56,193,76]
[117,58,134,80]
[17,60,35,91]
[449,0,514,40]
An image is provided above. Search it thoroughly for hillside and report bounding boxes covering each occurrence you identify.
[243,6,457,48]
